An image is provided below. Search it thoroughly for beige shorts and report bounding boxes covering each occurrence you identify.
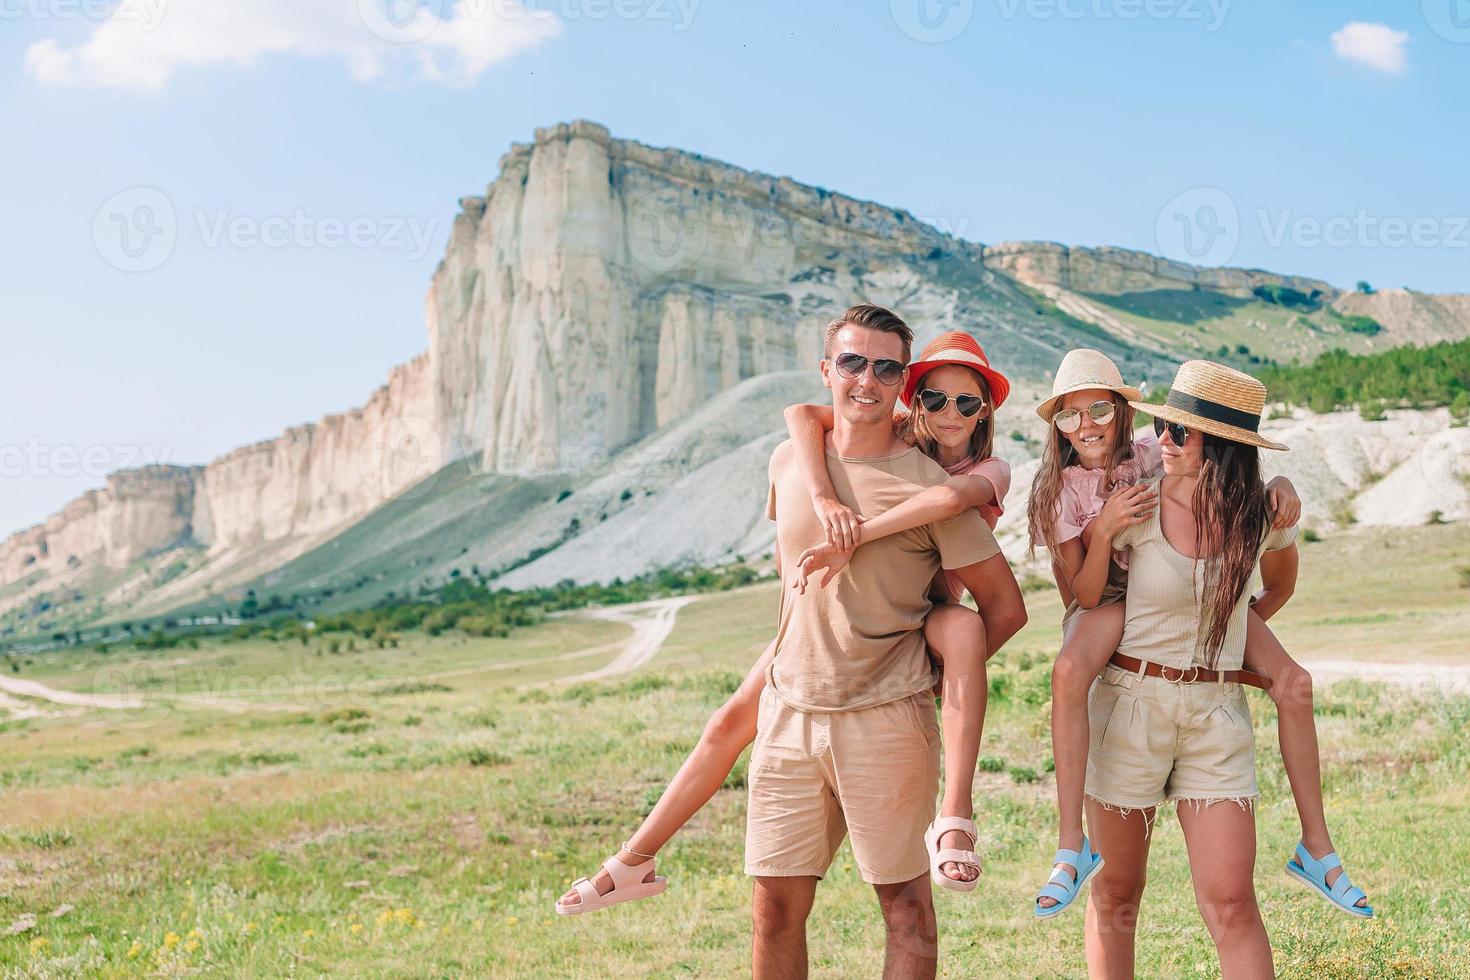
[1084,663,1258,811]
[744,685,940,885]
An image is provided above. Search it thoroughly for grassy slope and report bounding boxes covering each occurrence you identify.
[1,527,1467,976]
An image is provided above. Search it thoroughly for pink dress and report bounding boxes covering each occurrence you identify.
[938,454,1011,602]
[1055,427,1162,571]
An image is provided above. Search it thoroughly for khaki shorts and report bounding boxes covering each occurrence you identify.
[744,685,940,885]
[1084,663,1258,811]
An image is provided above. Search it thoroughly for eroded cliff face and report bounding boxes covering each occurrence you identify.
[6,121,1468,627]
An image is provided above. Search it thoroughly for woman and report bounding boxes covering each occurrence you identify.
[1081,360,1365,977]
[555,331,1014,913]
[1026,352,1368,923]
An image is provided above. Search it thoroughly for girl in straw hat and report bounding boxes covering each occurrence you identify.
[556,329,1017,913]
[1027,354,1372,944]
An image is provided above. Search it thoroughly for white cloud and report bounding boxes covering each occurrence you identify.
[25,0,561,92]
[1329,21,1409,74]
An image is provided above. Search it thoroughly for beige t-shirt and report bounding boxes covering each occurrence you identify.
[764,439,1001,712]
[1112,474,1298,671]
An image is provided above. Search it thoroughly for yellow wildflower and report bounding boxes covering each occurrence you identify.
[29,937,50,954]
[504,915,519,927]
[303,929,317,939]
[243,922,259,935]
[187,929,203,939]
[349,923,364,935]
[393,908,416,926]
[163,932,182,950]
[184,939,200,954]
[126,940,143,959]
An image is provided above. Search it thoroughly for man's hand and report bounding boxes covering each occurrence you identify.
[792,540,853,594]
[813,495,864,552]
[1265,476,1301,529]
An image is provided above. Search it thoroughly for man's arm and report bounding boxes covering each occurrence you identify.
[948,553,1028,661]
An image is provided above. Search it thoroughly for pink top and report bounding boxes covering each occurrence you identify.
[1055,428,1162,571]
[939,454,1011,602]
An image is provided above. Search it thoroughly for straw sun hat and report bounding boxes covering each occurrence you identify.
[1130,359,1289,452]
[1034,348,1142,422]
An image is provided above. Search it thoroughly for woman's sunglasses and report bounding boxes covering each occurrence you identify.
[1052,399,1116,434]
[831,351,905,386]
[918,388,988,418]
[1152,416,1191,445]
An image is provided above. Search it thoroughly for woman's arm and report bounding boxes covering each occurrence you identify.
[782,403,862,550]
[1252,543,1298,621]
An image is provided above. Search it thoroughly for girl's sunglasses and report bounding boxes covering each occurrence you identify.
[1152,416,1191,445]
[918,388,988,418]
[831,351,905,386]
[1052,399,1115,433]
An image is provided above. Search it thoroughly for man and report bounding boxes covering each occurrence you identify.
[746,304,1028,979]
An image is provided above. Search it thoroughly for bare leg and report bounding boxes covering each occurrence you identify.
[557,639,773,909]
[923,603,987,884]
[1083,798,1153,980]
[1176,799,1274,979]
[1243,612,1365,907]
[1038,601,1125,908]
[874,874,938,980]
[752,875,818,979]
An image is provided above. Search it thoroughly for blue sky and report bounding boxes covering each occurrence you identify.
[1,0,1464,535]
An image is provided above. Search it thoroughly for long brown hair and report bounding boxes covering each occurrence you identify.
[1026,392,1138,573]
[1190,433,1272,668]
[896,370,995,465]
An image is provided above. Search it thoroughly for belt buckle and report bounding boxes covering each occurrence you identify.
[1160,664,1200,684]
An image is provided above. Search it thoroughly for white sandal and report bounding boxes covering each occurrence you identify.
[554,842,668,916]
[924,815,981,893]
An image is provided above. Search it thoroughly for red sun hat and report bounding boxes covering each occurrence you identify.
[901,331,1010,411]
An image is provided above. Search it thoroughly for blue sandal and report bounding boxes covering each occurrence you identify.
[1284,842,1374,918]
[1033,837,1105,919]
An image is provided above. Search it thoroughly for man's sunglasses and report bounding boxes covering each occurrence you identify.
[917,388,988,419]
[831,351,905,386]
[1152,416,1191,445]
[1052,399,1115,434]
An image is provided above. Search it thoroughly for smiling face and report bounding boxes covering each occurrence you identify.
[821,323,908,426]
[1055,388,1120,468]
[1158,419,1205,476]
[914,364,986,454]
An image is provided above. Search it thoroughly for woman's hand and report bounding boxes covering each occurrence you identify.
[1265,476,1301,529]
[813,496,864,552]
[792,540,853,594]
[1091,483,1157,543]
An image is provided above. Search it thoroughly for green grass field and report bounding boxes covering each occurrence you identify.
[1,524,1467,977]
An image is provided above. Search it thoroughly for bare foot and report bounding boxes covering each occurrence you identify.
[556,846,657,910]
[937,827,980,883]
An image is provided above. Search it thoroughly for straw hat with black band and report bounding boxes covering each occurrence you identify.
[1131,360,1288,452]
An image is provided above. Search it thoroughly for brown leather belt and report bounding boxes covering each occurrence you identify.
[1108,653,1270,691]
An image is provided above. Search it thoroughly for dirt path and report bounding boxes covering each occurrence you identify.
[0,675,143,710]
[1299,659,1470,696]
[544,595,701,685]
